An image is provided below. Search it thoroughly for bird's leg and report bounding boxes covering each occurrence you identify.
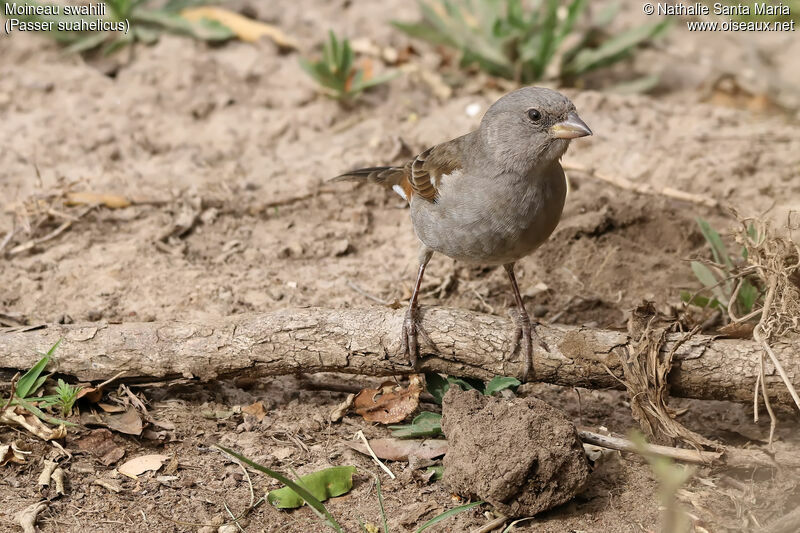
[504,263,546,382]
[401,249,434,368]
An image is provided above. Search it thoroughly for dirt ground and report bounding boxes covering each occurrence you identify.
[2,0,800,531]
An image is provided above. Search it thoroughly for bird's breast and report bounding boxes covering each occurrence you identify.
[410,163,567,265]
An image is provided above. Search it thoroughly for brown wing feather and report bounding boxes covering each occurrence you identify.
[332,138,464,204]
[410,141,463,202]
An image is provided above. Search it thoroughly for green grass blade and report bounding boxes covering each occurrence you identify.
[64,32,111,54]
[376,475,388,533]
[696,218,733,269]
[533,0,559,76]
[736,279,759,314]
[415,501,484,532]
[554,0,587,47]
[15,397,76,426]
[391,20,456,47]
[564,19,670,76]
[16,340,60,399]
[340,37,353,78]
[216,446,345,533]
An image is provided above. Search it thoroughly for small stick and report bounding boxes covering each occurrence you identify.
[563,162,719,209]
[753,276,800,413]
[355,430,395,480]
[578,429,722,464]
[236,458,255,508]
[223,502,245,533]
[347,281,395,306]
[470,514,508,533]
[94,479,122,493]
[0,225,17,254]
[8,220,72,256]
[758,352,776,446]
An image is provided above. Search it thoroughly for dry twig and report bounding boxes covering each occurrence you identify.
[563,162,719,208]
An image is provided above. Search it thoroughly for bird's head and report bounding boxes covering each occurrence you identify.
[479,87,592,175]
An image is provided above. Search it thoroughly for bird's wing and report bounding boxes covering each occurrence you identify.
[332,138,465,203]
[409,140,464,203]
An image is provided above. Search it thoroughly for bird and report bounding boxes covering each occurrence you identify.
[333,87,592,381]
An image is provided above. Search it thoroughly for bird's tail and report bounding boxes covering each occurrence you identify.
[331,166,412,202]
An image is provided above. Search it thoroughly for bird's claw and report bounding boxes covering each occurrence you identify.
[510,308,548,382]
[400,306,435,368]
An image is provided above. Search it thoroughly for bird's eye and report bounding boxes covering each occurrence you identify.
[527,108,542,122]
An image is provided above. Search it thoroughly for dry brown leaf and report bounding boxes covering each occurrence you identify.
[65,192,131,208]
[180,7,298,48]
[96,402,125,413]
[330,393,355,422]
[38,460,58,486]
[142,428,167,441]
[0,407,67,440]
[0,442,31,465]
[242,401,267,421]
[271,447,294,460]
[76,429,126,466]
[16,501,47,533]
[81,407,143,435]
[345,438,447,461]
[118,454,169,479]
[353,376,422,424]
[717,321,756,339]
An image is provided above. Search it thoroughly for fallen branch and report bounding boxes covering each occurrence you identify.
[579,429,800,469]
[563,162,720,209]
[579,429,721,464]
[0,307,798,408]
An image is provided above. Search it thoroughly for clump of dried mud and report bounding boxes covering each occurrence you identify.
[441,388,589,517]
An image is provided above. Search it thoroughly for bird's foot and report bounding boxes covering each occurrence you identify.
[510,309,548,382]
[400,306,436,368]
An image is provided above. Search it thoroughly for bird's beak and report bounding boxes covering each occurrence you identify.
[551,111,592,139]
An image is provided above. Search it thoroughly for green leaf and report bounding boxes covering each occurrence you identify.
[415,501,484,532]
[425,465,444,481]
[608,74,661,94]
[696,218,733,269]
[351,71,400,92]
[102,33,134,56]
[216,446,346,532]
[134,25,160,44]
[389,411,442,438]
[680,290,714,309]
[64,32,111,54]
[16,340,60,399]
[424,373,449,404]
[736,279,759,314]
[135,10,233,41]
[563,19,670,77]
[391,20,456,47]
[746,222,759,242]
[691,261,728,305]
[484,376,521,396]
[267,466,357,510]
[447,376,485,393]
